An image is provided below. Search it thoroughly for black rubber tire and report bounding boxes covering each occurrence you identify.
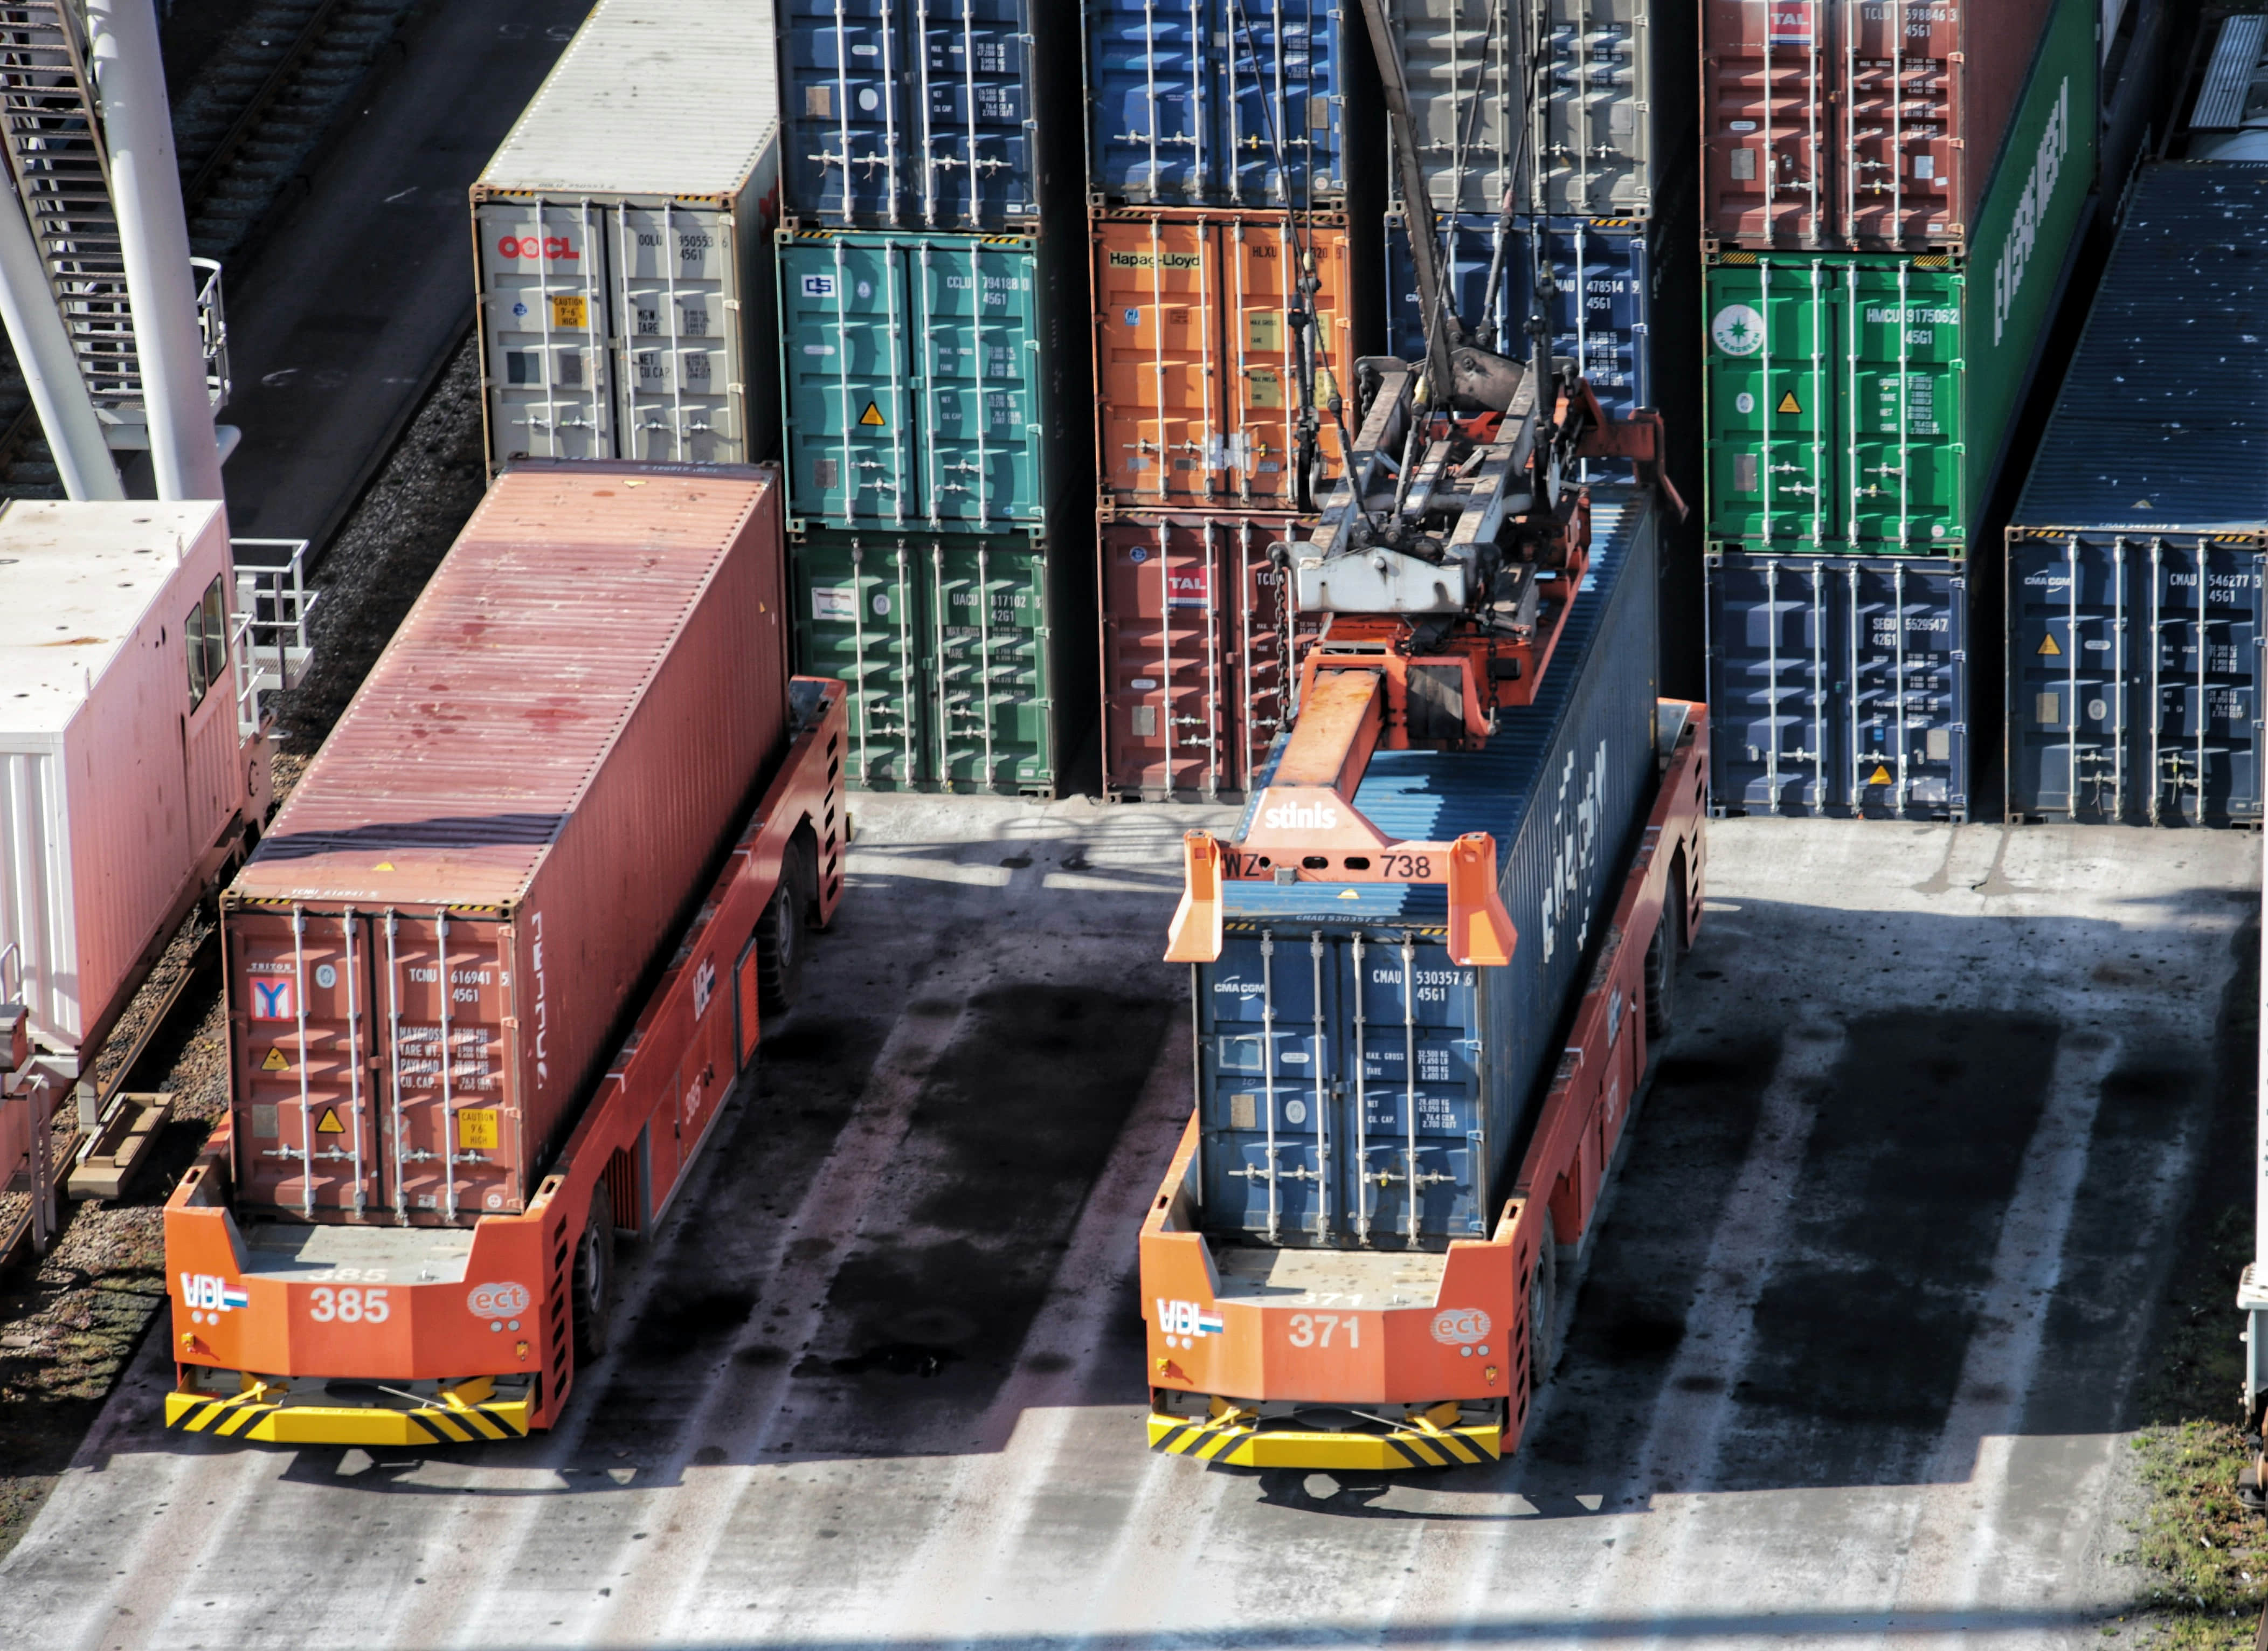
[571,1191,614,1366]
[754,837,813,1019]
[1644,861,1686,1041]
[1526,1248,1559,1396]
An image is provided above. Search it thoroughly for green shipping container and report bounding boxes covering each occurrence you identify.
[790,529,1078,796]
[777,229,1077,533]
[1703,0,2097,554]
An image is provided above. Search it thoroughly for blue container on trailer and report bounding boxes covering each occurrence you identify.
[779,0,1070,230]
[1082,0,1348,206]
[1706,552,1968,820]
[2004,162,2268,826]
[1386,212,1654,474]
[1191,486,1663,1250]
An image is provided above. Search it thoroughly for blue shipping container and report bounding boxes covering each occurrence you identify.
[779,0,1063,229]
[1193,486,1662,1249]
[2006,533,2265,825]
[1707,553,1968,820]
[1386,213,1654,464]
[1082,0,1347,206]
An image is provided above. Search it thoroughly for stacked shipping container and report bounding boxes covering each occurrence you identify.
[1701,0,2100,819]
[776,1,1092,796]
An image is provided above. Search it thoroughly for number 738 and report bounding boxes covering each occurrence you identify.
[1287,1312,1361,1348]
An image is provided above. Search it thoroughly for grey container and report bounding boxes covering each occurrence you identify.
[472,0,782,471]
[1192,486,1661,1249]
[2004,161,2268,825]
[1707,552,1969,821]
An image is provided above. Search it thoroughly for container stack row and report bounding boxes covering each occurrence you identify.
[1701,0,2102,821]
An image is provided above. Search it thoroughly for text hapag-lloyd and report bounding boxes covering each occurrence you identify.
[1994,78,2071,346]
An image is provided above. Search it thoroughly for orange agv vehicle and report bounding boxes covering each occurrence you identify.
[165,466,846,1445]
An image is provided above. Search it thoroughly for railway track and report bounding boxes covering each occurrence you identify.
[0,0,417,496]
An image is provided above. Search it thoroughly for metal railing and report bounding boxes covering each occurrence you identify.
[230,536,316,735]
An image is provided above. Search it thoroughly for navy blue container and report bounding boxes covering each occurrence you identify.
[1707,552,1969,820]
[780,0,1068,229]
[1081,0,1348,206]
[2005,162,2268,825]
[1192,487,1663,1250]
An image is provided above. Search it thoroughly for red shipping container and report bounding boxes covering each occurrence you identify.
[1703,0,2056,250]
[223,463,790,1224]
[1100,513,1312,800]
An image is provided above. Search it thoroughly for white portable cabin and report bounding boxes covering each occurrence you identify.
[0,500,271,1063]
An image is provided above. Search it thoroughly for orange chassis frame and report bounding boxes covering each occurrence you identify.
[1140,701,1709,1469]
[162,679,849,1446]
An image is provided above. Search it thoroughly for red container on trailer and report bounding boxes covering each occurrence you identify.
[1702,0,2057,250]
[222,462,789,1225]
[1098,512,1312,800]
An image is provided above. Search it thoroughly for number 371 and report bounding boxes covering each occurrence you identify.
[308,1286,389,1324]
[1287,1312,1360,1348]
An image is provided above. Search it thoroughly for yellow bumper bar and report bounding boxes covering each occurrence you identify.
[164,1379,533,1446]
[1147,1410,1500,1469]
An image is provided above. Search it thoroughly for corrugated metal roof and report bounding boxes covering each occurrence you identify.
[1223,489,1643,924]
[237,467,772,909]
[479,0,779,198]
[0,501,226,736]
[2013,162,2268,534]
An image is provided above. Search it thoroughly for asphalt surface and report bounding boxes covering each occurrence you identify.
[0,808,2252,1649]
[213,0,591,550]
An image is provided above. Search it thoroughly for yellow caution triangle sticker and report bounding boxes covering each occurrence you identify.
[261,1047,288,1072]
[1776,390,1802,415]
[859,401,887,427]
[315,1107,345,1135]
[1866,764,1893,785]
[2037,632,2062,656]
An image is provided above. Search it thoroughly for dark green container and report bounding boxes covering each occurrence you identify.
[789,527,1088,796]
[1703,0,2097,554]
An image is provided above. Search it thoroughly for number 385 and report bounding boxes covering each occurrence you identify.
[308,1286,389,1324]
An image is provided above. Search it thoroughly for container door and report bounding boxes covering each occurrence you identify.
[1840,262,1962,551]
[1084,0,1208,202]
[1390,0,1521,215]
[1101,518,1235,798]
[1706,260,1832,548]
[611,204,742,464]
[1844,560,1966,818]
[925,536,1053,792]
[1705,555,1839,812]
[914,2,1039,227]
[1094,215,1222,507]
[790,535,927,787]
[1533,0,1656,216]
[782,238,917,525]
[1222,216,1352,509]
[1838,0,1963,246]
[479,200,613,462]
[1703,0,1826,244]
[2009,535,2130,823]
[782,2,911,222]
[1222,0,1344,205]
[1343,936,1485,1245]
[914,238,1043,527]
[2146,540,2266,827]
[230,907,382,1217]
[1199,930,1342,1244]
[370,913,520,1222]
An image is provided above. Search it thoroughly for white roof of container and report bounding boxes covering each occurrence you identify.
[478,0,780,198]
[0,500,223,737]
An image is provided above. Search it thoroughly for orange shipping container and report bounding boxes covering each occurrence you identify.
[1091,210,1356,515]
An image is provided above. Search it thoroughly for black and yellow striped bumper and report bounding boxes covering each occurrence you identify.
[1146,1411,1500,1469]
[164,1380,533,1445]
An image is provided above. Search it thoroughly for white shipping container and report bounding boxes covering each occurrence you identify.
[472,0,783,471]
[0,501,271,1060]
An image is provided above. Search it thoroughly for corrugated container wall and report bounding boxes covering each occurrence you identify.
[1091,209,1358,514]
[789,527,1090,797]
[1529,0,1696,218]
[1082,0,1358,207]
[2003,162,2268,826]
[1099,513,1307,800]
[473,0,783,472]
[1702,0,2097,555]
[1192,488,1659,1248]
[777,227,1079,532]
[1703,0,2065,251]
[222,466,791,1224]
[0,503,259,1056]
[1706,552,1968,820]
[1384,0,1526,215]
[777,0,1082,230]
